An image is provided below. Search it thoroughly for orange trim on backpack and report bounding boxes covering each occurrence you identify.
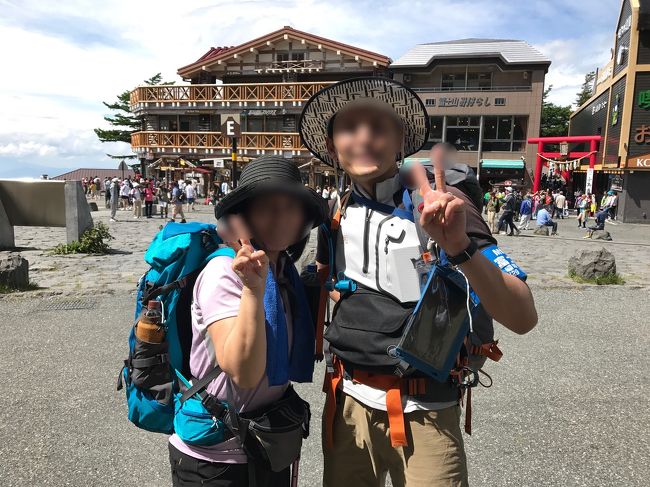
[323,357,431,449]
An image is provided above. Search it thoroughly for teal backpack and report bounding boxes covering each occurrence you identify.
[116,222,235,443]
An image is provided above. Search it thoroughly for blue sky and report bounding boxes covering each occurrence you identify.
[0,0,623,178]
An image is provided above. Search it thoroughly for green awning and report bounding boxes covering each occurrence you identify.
[402,157,430,167]
[481,159,525,169]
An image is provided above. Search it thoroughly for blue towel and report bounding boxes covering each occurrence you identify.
[263,261,315,386]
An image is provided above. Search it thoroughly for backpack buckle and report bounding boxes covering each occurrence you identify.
[201,393,228,420]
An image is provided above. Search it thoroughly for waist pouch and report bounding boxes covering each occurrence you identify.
[325,284,414,374]
[226,385,310,472]
[173,392,229,447]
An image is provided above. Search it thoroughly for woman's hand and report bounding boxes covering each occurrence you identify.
[414,146,469,256]
[220,215,269,292]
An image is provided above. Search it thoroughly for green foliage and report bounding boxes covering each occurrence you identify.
[568,270,625,285]
[94,73,174,159]
[575,71,596,107]
[0,282,40,294]
[541,85,572,137]
[51,222,114,255]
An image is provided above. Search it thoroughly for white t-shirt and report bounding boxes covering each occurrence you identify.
[185,185,195,199]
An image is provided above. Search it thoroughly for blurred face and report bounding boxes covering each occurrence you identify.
[326,106,403,186]
[246,193,305,252]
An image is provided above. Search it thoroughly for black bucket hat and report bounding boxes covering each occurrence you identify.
[215,155,328,230]
[299,76,430,166]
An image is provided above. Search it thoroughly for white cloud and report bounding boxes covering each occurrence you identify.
[0,0,626,176]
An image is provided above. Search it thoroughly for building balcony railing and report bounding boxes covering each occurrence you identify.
[411,85,532,93]
[130,82,335,113]
[131,131,309,156]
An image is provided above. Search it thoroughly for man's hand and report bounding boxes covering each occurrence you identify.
[414,146,470,256]
[220,215,269,292]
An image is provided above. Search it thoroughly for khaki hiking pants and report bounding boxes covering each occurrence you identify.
[323,392,468,487]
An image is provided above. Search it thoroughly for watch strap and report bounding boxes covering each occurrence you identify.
[447,239,478,266]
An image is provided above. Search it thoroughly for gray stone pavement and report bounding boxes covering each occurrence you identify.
[1,203,649,486]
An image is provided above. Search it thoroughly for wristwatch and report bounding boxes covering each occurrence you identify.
[447,239,478,266]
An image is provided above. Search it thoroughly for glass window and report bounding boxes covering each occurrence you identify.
[247,116,264,132]
[276,53,289,63]
[467,72,492,89]
[441,72,465,90]
[446,127,480,151]
[429,116,443,140]
[483,141,511,151]
[498,117,512,139]
[265,116,283,132]
[179,116,191,132]
[484,116,498,139]
[513,116,528,140]
[291,52,305,61]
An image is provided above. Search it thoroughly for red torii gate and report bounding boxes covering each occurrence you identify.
[527,135,601,192]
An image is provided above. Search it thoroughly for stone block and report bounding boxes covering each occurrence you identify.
[534,226,550,236]
[568,248,616,280]
[0,252,28,288]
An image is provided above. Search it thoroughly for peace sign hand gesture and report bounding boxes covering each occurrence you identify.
[414,145,470,256]
[219,215,269,292]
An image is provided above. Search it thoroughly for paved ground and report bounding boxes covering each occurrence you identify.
[1,203,649,486]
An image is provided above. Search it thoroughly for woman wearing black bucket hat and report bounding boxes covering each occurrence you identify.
[168,156,327,487]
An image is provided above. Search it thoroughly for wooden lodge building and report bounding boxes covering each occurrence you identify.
[130,27,549,190]
[130,26,391,188]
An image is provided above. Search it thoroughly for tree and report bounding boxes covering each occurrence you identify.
[541,85,572,137]
[94,73,173,161]
[575,70,596,107]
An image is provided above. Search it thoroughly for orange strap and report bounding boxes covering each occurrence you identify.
[323,358,344,450]
[464,387,472,435]
[352,371,411,448]
[314,266,330,361]
[471,341,503,362]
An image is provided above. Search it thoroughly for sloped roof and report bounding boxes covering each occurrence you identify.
[178,26,391,76]
[391,38,551,67]
[51,168,136,181]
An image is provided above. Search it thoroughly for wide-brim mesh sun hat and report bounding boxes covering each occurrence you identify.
[299,76,430,166]
[215,155,328,229]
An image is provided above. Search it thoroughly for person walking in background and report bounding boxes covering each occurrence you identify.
[577,194,589,228]
[554,191,566,219]
[322,186,330,199]
[120,179,130,210]
[497,187,520,236]
[157,184,170,220]
[486,190,501,234]
[109,178,119,222]
[143,183,155,219]
[518,193,533,231]
[185,180,196,212]
[131,183,142,219]
[170,181,186,223]
[590,194,597,216]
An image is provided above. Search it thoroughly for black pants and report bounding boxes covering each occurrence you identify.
[498,212,517,234]
[169,443,290,487]
[543,221,558,234]
[145,201,154,218]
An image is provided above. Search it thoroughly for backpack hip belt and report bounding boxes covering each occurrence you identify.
[323,354,459,449]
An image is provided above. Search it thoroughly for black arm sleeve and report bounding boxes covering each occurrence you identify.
[447,187,497,250]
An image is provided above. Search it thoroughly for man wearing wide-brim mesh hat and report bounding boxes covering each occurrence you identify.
[300,77,538,486]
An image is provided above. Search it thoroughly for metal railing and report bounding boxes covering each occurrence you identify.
[131,131,307,152]
[130,82,335,110]
[411,85,532,93]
